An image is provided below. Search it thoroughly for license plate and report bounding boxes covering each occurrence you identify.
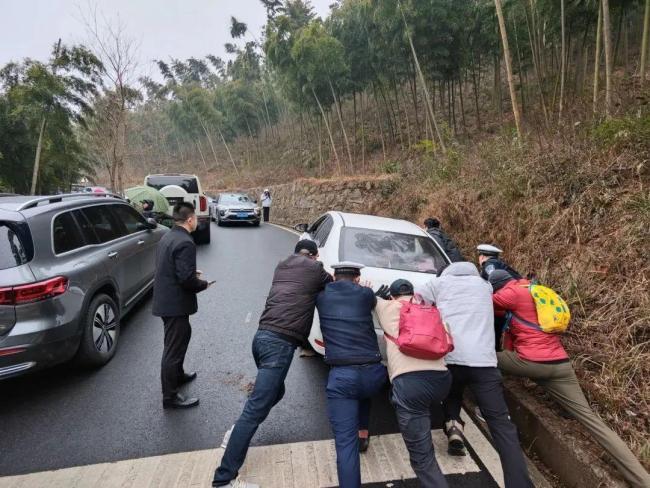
[237,212,248,218]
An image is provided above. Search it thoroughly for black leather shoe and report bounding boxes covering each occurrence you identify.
[359,436,370,453]
[179,371,198,385]
[163,393,199,409]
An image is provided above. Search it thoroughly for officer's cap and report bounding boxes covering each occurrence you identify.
[477,244,503,256]
[332,261,365,276]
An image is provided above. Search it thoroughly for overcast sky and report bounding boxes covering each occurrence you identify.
[0,0,332,81]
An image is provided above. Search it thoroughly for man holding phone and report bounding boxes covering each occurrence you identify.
[153,202,212,409]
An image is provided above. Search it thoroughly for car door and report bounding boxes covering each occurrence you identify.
[81,204,141,305]
[108,204,157,297]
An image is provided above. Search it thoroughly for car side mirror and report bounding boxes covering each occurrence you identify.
[138,218,158,231]
[294,223,308,233]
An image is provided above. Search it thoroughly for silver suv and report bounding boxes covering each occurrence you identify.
[0,193,167,380]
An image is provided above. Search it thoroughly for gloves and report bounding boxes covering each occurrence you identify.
[375,285,391,300]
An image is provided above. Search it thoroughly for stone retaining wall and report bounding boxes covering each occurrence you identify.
[244,176,401,226]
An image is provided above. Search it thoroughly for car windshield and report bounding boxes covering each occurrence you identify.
[220,194,251,205]
[339,227,447,274]
[146,176,199,193]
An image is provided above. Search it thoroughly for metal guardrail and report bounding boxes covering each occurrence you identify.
[16,192,125,211]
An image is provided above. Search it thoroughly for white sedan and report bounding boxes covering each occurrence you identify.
[295,211,451,356]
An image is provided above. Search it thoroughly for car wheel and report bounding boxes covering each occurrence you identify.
[253,220,260,227]
[76,293,120,367]
[195,224,211,244]
[217,217,224,227]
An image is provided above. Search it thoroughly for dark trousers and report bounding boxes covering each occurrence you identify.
[391,370,452,488]
[161,316,192,400]
[213,330,297,486]
[443,365,533,488]
[262,207,270,222]
[326,363,388,488]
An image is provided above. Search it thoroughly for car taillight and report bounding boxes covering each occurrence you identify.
[199,195,207,212]
[0,287,14,305]
[0,277,68,305]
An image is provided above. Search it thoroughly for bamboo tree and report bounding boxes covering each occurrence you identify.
[602,0,613,117]
[494,0,523,139]
[641,0,650,81]
[593,0,603,114]
[558,0,567,122]
[312,87,341,173]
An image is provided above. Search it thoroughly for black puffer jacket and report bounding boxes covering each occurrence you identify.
[426,227,464,262]
[258,254,333,344]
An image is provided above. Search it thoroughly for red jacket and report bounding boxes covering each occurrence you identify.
[493,279,568,362]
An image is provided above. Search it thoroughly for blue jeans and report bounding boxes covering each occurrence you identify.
[326,363,388,488]
[213,330,297,486]
[391,370,452,488]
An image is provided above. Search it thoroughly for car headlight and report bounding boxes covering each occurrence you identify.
[219,210,226,216]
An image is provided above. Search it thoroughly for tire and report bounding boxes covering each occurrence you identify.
[253,220,260,227]
[195,224,211,244]
[217,217,224,227]
[76,293,120,367]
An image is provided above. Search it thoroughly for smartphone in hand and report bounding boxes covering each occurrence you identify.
[207,280,217,287]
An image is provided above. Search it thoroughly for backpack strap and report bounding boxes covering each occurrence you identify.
[510,311,542,331]
[384,332,398,344]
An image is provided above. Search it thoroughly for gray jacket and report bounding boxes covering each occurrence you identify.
[416,262,496,367]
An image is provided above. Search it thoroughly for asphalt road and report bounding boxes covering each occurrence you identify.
[0,222,497,487]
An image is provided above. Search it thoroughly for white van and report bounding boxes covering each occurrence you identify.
[144,173,211,244]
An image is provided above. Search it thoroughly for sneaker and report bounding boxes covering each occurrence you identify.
[221,479,259,488]
[444,420,466,456]
[221,424,235,449]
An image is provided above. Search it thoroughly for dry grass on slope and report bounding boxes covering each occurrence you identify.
[384,115,650,466]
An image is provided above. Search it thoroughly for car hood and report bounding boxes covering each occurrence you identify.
[218,202,257,210]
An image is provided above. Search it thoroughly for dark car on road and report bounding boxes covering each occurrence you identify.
[0,193,167,380]
[213,193,261,226]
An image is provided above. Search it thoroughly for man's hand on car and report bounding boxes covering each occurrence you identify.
[375,285,391,300]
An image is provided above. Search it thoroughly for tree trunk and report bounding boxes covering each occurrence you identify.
[329,79,353,170]
[397,0,446,154]
[558,0,566,122]
[312,87,341,174]
[641,0,650,81]
[525,3,549,123]
[495,0,523,139]
[458,76,467,134]
[200,121,220,166]
[30,117,47,195]
[196,140,208,169]
[216,126,239,176]
[602,0,613,117]
[593,0,603,114]
[471,52,482,130]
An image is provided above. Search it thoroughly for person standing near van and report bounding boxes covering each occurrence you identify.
[260,189,272,222]
[153,202,211,409]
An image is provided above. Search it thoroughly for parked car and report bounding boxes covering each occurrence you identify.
[214,193,261,226]
[294,212,451,356]
[144,173,211,244]
[0,193,167,380]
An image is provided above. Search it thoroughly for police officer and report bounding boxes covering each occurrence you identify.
[477,244,521,280]
[477,244,521,351]
[316,262,388,488]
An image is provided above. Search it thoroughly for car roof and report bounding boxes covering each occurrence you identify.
[334,211,428,236]
[147,173,197,178]
[0,194,125,213]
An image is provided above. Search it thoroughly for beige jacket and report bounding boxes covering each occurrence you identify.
[375,296,447,382]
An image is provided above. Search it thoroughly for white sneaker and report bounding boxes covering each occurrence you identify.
[220,424,234,449]
[225,479,259,488]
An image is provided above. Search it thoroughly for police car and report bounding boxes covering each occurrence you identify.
[295,212,451,355]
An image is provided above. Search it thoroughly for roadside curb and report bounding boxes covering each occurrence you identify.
[501,379,627,488]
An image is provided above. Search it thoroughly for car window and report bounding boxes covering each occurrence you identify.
[219,194,250,205]
[72,210,99,245]
[81,205,124,243]
[0,222,29,269]
[308,216,326,237]
[52,212,86,254]
[313,216,334,247]
[110,204,146,235]
[146,176,199,193]
[339,227,447,274]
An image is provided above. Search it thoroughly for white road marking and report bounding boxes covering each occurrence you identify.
[461,409,505,487]
[245,312,252,323]
[268,222,301,236]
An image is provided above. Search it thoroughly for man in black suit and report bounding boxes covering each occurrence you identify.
[153,202,211,409]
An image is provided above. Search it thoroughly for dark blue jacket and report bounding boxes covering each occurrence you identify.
[316,280,381,366]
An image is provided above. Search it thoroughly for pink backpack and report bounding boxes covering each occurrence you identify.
[384,299,454,360]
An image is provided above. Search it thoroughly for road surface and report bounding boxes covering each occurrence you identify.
[0,222,501,487]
